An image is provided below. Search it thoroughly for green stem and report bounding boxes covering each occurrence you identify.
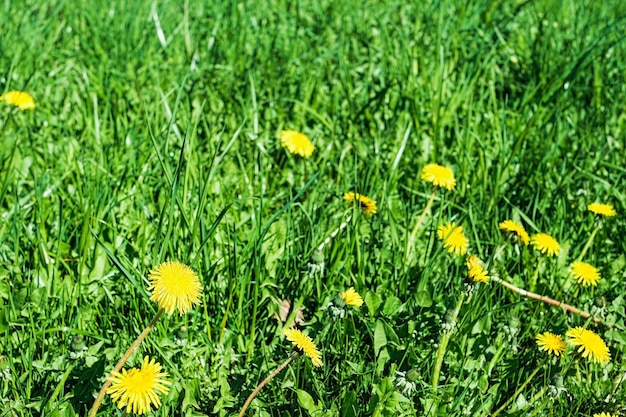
[406,191,437,264]
[491,365,542,417]
[577,225,600,261]
[89,309,164,417]
[432,291,465,389]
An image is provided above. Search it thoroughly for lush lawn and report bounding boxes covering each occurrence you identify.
[2,0,626,416]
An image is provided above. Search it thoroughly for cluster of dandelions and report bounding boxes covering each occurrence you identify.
[90,261,202,416]
[536,327,611,364]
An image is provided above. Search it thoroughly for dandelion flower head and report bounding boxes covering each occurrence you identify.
[283,328,322,367]
[594,413,617,417]
[107,356,171,415]
[437,222,469,256]
[420,163,456,190]
[0,91,35,110]
[466,255,489,283]
[340,287,364,307]
[280,130,315,158]
[566,327,611,364]
[148,261,202,315]
[343,192,377,216]
[536,332,566,357]
[498,219,530,245]
[570,261,601,287]
[530,233,560,257]
[588,203,616,217]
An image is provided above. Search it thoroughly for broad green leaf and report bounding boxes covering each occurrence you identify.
[297,389,319,413]
[415,290,432,308]
[382,295,403,317]
[365,291,383,316]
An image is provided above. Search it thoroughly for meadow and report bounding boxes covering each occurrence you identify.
[1,0,626,416]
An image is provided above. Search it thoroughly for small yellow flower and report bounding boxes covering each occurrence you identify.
[340,287,364,307]
[594,413,617,417]
[437,222,469,256]
[283,328,323,367]
[107,356,171,415]
[343,192,377,216]
[498,219,530,246]
[0,91,35,110]
[535,332,566,356]
[566,327,611,364]
[148,262,202,315]
[570,261,601,287]
[420,163,456,190]
[588,203,616,217]
[530,233,560,257]
[466,255,489,283]
[280,130,315,158]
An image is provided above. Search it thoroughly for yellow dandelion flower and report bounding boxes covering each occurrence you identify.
[0,91,35,110]
[420,163,456,190]
[530,233,560,257]
[588,203,616,217]
[498,219,530,245]
[566,327,611,364]
[535,332,566,356]
[107,356,171,415]
[148,261,202,316]
[570,261,601,287]
[283,328,322,367]
[594,413,617,417]
[437,222,469,256]
[340,287,364,307]
[280,130,315,158]
[343,192,377,216]
[466,255,489,283]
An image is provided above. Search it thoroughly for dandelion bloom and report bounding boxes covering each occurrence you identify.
[466,255,489,283]
[437,222,469,256]
[0,91,35,110]
[420,163,456,190]
[530,233,560,257]
[566,327,611,364]
[343,192,377,216]
[570,261,601,287]
[148,262,202,315]
[535,332,566,356]
[107,356,171,415]
[588,203,616,217]
[284,328,322,367]
[498,219,530,245]
[594,413,616,417]
[280,130,315,158]
[340,287,364,307]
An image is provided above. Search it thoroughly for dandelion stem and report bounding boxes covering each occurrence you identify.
[238,355,295,417]
[432,291,465,389]
[491,276,603,324]
[577,225,600,262]
[88,308,164,417]
[407,190,436,264]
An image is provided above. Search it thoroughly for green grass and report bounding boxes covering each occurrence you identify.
[2,0,626,415]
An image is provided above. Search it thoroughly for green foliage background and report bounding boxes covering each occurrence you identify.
[1,0,626,415]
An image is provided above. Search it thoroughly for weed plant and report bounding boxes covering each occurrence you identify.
[1,0,626,416]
